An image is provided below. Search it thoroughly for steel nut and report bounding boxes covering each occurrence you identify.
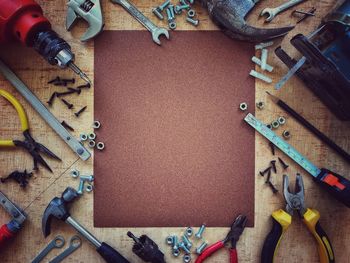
[80,133,88,141]
[70,169,80,178]
[239,102,248,111]
[92,120,101,129]
[96,142,105,151]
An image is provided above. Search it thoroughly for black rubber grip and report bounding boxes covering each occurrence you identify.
[316,168,350,208]
[261,217,283,263]
[97,242,130,263]
[314,222,335,263]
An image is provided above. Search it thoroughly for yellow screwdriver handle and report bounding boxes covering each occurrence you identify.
[0,89,29,147]
[303,208,335,263]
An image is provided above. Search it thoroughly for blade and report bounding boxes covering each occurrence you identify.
[244,113,321,177]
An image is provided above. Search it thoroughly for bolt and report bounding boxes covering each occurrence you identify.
[186,17,199,26]
[169,4,175,18]
[270,160,277,173]
[152,7,164,19]
[172,236,179,250]
[278,157,289,170]
[158,0,170,11]
[175,4,190,14]
[185,227,193,237]
[251,56,274,72]
[74,106,87,117]
[182,235,192,249]
[261,48,268,71]
[269,142,275,155]
[292,10,316,16]
[48,76,61,84]
[61,98,73,109]
[195,224,206,239]
[166,8,173,21]
[268,181,278,194]
[56,90,76,97]
[166,236,174,245]
[61,121,74,132]
[47,92,57,106]
[178,242,191,254]
[77,179,85,195]
[259,166,271,177]
[255,41,274,50]
[196,241,208,255]
[80,175,94,182]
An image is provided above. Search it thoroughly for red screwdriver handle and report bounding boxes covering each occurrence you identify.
[0,224,16,249]
[195,241,225,263]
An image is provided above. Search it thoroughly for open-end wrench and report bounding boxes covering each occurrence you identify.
[261,0,306,22]
[32,236,65,263]
[49,236,82,263]
[110,0,169,45]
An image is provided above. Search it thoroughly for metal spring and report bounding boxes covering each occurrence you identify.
[80,0,94,12]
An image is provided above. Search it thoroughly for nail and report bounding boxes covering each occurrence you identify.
[278,157,289,170]
[74,106,87,117]
[268,181,278,194]
[61,98,73,109]
[271,160,277,173]
[265,169,272,183]
[61,78,75,84]
[47,92,57,106]
[67,87,81,95]
[260,166,272,177]
[48,76,61,84]
[61,121,74,132]
[77,83,91,89]
[269,142,275,155]
[56,90,76,97]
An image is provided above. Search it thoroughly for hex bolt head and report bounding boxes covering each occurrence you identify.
[195,224,206,239]
[239,102,248,111]
[172,236,179,250]
[70,169,80,178]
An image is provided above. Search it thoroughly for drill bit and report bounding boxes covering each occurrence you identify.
[69,62,91,85]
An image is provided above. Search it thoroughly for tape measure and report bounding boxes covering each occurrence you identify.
[244,113,321,177]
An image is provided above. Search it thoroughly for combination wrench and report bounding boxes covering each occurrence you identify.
[110,0,169,45]
[49,236,82,263]
[261,0,307,22]
[32,236,65,263]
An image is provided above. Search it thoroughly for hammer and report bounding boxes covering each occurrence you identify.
[42,187,129,263]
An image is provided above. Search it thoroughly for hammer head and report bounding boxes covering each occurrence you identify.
[200,0,294,42]
[42,187,79,237]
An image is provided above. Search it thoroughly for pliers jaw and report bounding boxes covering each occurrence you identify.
[224,214,247,248]
[283,174,307,217]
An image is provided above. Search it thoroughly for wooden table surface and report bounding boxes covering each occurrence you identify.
[0,0,349,262]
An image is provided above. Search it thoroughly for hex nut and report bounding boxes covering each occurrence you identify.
[85,183,94,192]
[88,132,96,140]
[173,248,180,257]
[183,254,191,263]
[169,21,177,30]
[282,130,291,139]
[187,9,195,18]
[70,169,80,178]
[166,236,174,245]
[278,116,286,125]
[185,227,193,237]
[88,140,96,148]
[92,120,101,129]
[80,133,88,141]
[256,101,265,109]
[239,102,248,111]
[271,120,280,129]
[97,142,105,151]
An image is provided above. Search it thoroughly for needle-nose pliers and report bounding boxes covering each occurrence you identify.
[0,89,61,172]
[195,215,247,263]
[261,174,335,263]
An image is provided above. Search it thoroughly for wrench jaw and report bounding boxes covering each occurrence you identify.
[260,9,275,22]
[152,28,170,45]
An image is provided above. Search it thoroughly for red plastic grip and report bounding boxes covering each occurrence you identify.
[229,248,238,263]
[0,0,51,45]
[0,224,15,249]
[195,241,225,263]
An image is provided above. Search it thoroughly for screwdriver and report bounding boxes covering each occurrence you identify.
[0,0,91,84]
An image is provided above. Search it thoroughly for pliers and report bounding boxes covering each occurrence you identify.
[261,174,335,263]
[195,215,247,263]
[0,89,61,173]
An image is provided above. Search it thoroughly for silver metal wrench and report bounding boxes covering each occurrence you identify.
[32,236,65,263]
[261,0,307,22]
[110,0,169,45]
[49,236,82,263]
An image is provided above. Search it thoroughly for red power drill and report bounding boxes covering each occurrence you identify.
[0,191,26,249]
[0,0,90,83]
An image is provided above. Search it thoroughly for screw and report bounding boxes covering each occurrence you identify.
[182,235,192,249]
[56,90,76,97]
[196,242,208,255]
[67,87,81,95]
[270,160,277,173]
[48,76,61,84]
[158,0,170,11]
[178,242,191,254]
[77,83,91,89]
[186,17,199,26]
[74,106,87,117]
[80,175,94,182]
[268,181,278,194]
[61,98,73,109]
[53,80,68,86]
[265,168,272,184]
[278,157,289,170]
[195,224,205,239]
[259,166,271,177]
[292,10,316,16]
[77,179,85,195]
[61,78,75,84]
[152,7,164,19]
[172,236,179,250]
[47,92,57,106]
[269,142,275,155]
[61,121,74,132]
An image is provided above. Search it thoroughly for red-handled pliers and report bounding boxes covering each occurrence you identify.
[0,191,26,249]
[195,215,247,263]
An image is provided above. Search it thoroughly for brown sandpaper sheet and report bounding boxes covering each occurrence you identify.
[94,31,255,227]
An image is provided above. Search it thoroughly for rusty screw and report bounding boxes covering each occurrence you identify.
[47,92,57,106]
[75,106,87,117]
[61,98,73,109]
[278,157,289,170]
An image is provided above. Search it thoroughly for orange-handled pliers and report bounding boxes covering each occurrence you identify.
[0,89,60,172]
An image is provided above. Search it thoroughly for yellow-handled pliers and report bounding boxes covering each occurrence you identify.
[0,89,60,173]
[261,174,335,263]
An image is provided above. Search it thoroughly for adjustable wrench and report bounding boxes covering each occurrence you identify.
[49,236,82,263]
[32,236,65,263]
[110,0,169,45]
[261,0,307,22]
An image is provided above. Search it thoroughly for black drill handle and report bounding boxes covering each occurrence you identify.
[315,168,350,208]
[97,242,130,263]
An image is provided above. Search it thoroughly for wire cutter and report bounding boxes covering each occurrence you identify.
[0,89,61,173]
[195,215,247,263]
[261,174,335,263]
